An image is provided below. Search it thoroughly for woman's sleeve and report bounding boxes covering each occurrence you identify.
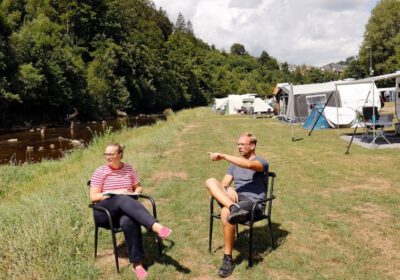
[129,165,140,186]
[90,167,104,188]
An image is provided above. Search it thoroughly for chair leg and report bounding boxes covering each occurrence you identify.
[157,236,163,255]
[94,226,98,258]
[249,225,253,267]
[209,216,214,253]
[268,218,275,249]
[111,230,120,273]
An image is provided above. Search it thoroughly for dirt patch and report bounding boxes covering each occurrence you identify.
[267,269,298,280]
[180,123,202,135]
[350,203,400,277]
[334,177,392,193]
[151,171,189,184]
[352,202,392,222]
[179,247,228,280]
[94,246,131,273]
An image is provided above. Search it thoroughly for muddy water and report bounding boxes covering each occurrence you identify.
[0,115,165,165]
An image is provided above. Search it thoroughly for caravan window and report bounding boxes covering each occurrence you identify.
[306,94,326,111]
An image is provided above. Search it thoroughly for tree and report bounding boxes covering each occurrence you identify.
[342,59,365,80]
[230,43,246,56]
[174,12,186,32]
[359,0,400,75]
[258,50,279,70]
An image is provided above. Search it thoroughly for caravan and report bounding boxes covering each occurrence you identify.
[213,94,273,115]
[274,80,381,127]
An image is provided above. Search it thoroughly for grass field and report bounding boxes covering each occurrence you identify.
[0,107,399,279]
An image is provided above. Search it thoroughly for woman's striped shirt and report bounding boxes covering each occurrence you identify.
[90,163,140,192]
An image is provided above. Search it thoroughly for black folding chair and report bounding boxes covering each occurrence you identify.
[208,172,276,267]
[87,181,162,273]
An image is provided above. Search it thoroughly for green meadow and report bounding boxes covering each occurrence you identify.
[0,107,399,279]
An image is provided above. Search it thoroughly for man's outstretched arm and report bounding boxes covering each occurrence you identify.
[208,152,264,172]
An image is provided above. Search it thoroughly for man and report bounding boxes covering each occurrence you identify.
[205,132,269,277]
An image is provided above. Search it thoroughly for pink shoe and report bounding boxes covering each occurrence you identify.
[132,266,148,280]
[158,227,172,239]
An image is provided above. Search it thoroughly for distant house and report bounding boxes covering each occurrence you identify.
[320,63,347,74]
[287,64,297,72]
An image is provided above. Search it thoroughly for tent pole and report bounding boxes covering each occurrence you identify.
[372,83,376,144]
[291,120,295,142]
[335,85,339,136]
[308,91,334,136]
[345,126,358,154]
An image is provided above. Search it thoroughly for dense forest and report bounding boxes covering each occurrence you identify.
[0,0,399,127]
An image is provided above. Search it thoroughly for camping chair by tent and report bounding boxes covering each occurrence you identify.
[360,106,391,145]
[87,181,162,273]
[208,172,277,267]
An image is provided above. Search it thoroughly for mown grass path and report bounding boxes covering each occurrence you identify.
[1,107,399,279]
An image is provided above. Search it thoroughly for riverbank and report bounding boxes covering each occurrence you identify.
[0,114,166,165]
[0,107,399,279]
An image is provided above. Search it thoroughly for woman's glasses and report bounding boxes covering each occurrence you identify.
[103,152,117,157]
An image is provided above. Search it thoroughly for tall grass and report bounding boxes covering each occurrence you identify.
[0,111,190,279]
[1,107,399,279]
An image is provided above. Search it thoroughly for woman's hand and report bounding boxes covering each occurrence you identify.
[90,186,108,202]
[132,183,143,194]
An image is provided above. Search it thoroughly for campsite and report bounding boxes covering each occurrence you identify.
[0,0,399,279]
[0,107,399,279]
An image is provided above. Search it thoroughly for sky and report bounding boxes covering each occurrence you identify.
[152,0,378,67]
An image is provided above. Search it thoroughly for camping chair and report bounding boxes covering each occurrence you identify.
[361,106,391,144]
[208,172,276,267]
[87,181,162,273]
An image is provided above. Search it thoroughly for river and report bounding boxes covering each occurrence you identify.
[0,115,165,165]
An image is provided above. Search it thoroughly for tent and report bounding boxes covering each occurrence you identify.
[213,94,273,115]
[275,81,380,124]
[303,105,330,130]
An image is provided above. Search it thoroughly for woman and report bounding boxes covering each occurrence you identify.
[90,143,172,280]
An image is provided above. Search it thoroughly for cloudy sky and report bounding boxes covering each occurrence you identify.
[152,0,377,67]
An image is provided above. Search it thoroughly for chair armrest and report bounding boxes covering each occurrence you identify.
[137,194,158,220]
[88,204,115,229]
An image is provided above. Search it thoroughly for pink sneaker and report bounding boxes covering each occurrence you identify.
[158,227,172,239]
[132,266,148,280]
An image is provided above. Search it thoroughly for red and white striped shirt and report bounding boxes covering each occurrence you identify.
[90,163,140,192]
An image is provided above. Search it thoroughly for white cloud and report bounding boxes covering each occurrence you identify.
[152,0,376,66]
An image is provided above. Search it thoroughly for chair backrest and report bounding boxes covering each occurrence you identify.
[263,171,275,195]
[362,106,380,121]
[263,171,276,216]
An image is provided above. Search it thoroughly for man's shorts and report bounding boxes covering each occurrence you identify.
[218,193,263,214]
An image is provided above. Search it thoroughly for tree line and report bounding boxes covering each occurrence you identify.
[0,0,398,128]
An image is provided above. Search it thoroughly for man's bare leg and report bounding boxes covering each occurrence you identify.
[205,178,235,208]
[221,207,235,255]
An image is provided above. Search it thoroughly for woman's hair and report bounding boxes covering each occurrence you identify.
[107,143,124,155]
[241,132,257,145]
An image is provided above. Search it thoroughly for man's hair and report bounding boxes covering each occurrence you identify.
[107,143,124,154]
[241,132,257,145]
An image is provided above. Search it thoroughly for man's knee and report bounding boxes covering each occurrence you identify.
[205,177,219,190]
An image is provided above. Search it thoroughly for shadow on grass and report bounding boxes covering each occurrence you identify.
[234,222,289,267]
[210,222,289,266]
[114,233,191,274]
